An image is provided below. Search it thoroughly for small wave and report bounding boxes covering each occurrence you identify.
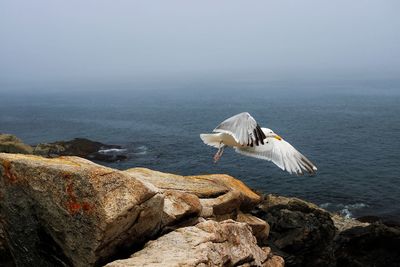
[133,145,148,155]
[98,148,127,154]
[339,203,368,219]
[320,202,368,219]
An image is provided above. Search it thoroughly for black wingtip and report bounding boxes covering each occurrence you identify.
[253,125,266,146]
[300,157,317,176]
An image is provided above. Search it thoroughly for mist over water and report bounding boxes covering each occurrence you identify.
[1,81,399,221]
[1,0,400,84]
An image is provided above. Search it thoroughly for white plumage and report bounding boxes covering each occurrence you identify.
[200,112,317,175]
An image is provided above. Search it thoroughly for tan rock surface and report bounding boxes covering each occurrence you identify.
[126,168,261,215]
[331,214,369,232]
[162,190,202,226]
[200,190,242,216]
[187,174,261,209]
[262,255,285,267]
[106,220,283,267]
[0,153,163,267]
[237,212,270,244]
[124,168,229,197]
[260,194,322,210]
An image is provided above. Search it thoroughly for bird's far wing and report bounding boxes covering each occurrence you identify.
[213,112,266,146]
[235,137,317,175]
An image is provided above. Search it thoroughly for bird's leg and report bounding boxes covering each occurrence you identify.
[213,142,226,163]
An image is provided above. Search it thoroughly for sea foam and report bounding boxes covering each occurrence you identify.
[320,202,368,218]
[98,148,127,154]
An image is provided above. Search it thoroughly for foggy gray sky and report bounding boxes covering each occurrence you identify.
[0,0,399,85]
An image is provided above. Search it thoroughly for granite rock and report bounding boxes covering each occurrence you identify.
[0,153,162,266]
[126,168,261,217]
[105,220,284,267]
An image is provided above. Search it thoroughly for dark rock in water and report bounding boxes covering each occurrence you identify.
[357,215,400,228]
[335,223,400,267]
[356,215,382,223]
[33,138,128,162]
[253,194,400,267]
[0,134,33,154]
[253,194,337,267]
[0,134,127,163]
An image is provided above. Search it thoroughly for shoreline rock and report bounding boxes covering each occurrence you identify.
[253,194,400,267]
[0,134,33,154]
[0,134,128,163]
[0,153,278,267]
[1,152,399,267]
[33,138,128,162]
[335,222,400,267]
[253,194,336,266]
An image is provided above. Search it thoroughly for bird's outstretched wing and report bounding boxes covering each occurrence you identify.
[235,137,317,175]
[213,112,266,146]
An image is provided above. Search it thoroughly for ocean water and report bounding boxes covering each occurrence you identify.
[1,82,399,221]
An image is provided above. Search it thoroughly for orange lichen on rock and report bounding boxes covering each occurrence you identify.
[65,182,93,215]
[67,201,82,214]
[1,160,17,183]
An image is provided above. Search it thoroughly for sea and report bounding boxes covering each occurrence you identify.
[1,80,399,221]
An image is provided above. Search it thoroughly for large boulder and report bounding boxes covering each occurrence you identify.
[236,212,270,245]
[0,134,33,154]
[161,190,202,228]
[0,153,163,266]
[125,168,261,217]
[253,194,337,267]
[33,138,127,162]
[106,219,284,267]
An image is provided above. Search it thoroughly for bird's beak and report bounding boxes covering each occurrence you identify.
[274,135,282,140]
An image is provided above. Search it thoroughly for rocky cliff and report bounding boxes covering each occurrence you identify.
[0,153,399,267]
[0,153,280,267]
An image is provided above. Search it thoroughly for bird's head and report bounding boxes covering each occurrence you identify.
[261,128,282,140]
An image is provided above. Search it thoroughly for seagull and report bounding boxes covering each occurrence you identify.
[200,112,317,175]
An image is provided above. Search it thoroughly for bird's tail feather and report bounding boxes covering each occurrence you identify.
[200,133,222,148]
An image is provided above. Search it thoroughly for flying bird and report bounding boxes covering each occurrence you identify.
[200,112,317,175]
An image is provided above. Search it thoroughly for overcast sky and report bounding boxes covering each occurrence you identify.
[0,0,399,85]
